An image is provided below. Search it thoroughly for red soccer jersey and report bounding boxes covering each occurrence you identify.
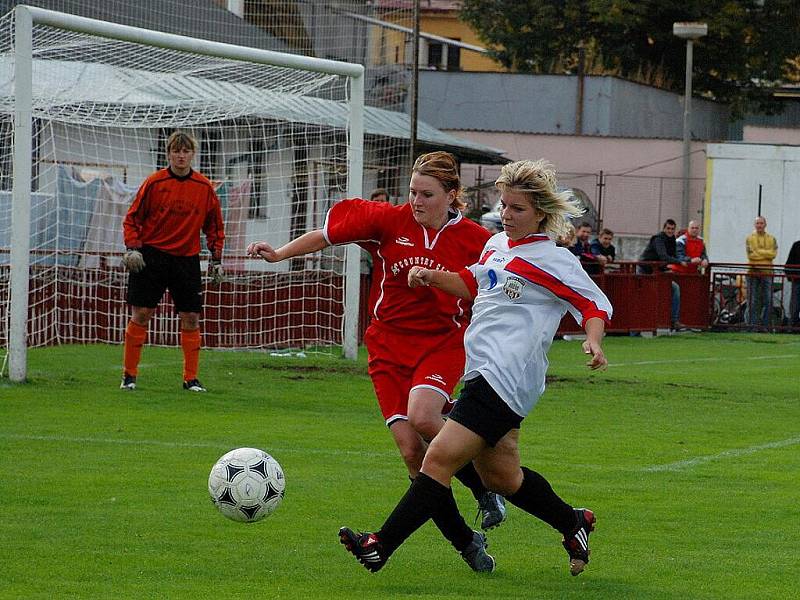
[324,199,491,334]
[123,168,225,259]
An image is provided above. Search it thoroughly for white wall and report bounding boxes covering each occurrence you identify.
[454,131,707,236]
[706,143,800,265]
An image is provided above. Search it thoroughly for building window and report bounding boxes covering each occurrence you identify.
[427,39,461,71]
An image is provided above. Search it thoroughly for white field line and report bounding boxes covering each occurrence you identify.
[609,353,799,367]
[0,433,393,459]
[641,435,800,472]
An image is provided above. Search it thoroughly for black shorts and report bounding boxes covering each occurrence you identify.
[126,246,202,313]
[448,374,523,447]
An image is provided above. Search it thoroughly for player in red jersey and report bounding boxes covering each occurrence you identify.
[120,131,225,393]
[248,152,502,570]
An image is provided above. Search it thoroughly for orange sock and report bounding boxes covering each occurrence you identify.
[123,320,147,377]
[181,328,201,382]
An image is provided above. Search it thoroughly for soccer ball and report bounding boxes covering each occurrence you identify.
[208,447,285,522]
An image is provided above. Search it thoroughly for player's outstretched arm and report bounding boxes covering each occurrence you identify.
[247,230,328,263]
[581,317,607,370]
[408,266,472,300]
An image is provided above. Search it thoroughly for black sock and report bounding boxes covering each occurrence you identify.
[453,461,486,501]
[429,487,476,552]
[406,475,474,551]
[506,466,577,534]
[377,472,450,555]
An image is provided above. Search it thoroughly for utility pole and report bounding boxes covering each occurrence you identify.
[409,0,420,171]
[673,22,707,227]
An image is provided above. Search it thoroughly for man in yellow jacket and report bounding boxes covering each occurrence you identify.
[745,216,778,328]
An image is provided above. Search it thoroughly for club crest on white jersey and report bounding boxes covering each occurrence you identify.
[503,276,525,300]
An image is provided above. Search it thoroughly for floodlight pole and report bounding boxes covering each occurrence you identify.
[673,22,707,228]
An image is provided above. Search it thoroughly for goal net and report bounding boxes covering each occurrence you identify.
[0,6,365,380]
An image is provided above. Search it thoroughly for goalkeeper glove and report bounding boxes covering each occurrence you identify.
[209,258,225,285]
[122,248,145,273]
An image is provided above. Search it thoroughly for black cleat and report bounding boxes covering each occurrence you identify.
[183,379,207,392]
[477,491,507,530]
[460,530,495,573]
[338,527,388,573]
[562,508,596,576]
[120,374,136,390]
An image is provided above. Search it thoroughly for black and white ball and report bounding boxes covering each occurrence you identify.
[208,447,285,522]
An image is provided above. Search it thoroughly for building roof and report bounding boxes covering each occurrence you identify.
[0,56,507,164]
[0,0,294,53]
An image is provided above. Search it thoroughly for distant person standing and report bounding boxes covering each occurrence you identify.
[638,219,688,330]
[671,220,709,274]
[120,131,225,392]
[784,239,800,327]
[369,188,390,203]
[745,216,777,328]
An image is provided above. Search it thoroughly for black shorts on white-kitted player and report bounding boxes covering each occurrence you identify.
[448,374,523,447]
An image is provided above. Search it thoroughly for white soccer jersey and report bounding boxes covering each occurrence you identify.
[460,233,612,417]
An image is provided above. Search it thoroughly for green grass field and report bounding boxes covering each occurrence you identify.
[1,333,798,599]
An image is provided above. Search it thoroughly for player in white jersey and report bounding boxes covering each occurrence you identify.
[340,159,612,577]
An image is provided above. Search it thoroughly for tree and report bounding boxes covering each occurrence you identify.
[460,0,800,117]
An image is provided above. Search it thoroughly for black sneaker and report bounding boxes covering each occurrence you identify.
[183,379,207,392]
[562,508,596,576]
[338,527,387,573]
[477,491,507,530]
[120,374,136,390]
[460,530,495,573]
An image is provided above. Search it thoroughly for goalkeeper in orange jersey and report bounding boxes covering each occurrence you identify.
[120,131,225,392]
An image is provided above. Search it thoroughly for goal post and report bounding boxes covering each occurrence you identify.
[3,5,365,381]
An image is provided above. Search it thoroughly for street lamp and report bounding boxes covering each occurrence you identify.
[673,21,707,228]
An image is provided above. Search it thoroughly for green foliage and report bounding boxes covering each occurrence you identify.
[0,334,798,598]
[460,0,800,117]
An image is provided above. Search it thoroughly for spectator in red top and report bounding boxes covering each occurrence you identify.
[120,131,225,393]
[671,220,709,274]
[247,152,507,562]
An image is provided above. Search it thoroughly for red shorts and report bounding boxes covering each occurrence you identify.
[364,323,466,427]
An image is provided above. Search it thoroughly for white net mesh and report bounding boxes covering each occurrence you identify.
[0,9,364,355]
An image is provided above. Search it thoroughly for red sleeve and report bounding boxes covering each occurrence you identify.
[457,268,479,300]
[324,199,395,245]
[122,174,154,249]
[203,186,225,260]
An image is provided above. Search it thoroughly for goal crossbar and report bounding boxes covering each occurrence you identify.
[8,5,365,381]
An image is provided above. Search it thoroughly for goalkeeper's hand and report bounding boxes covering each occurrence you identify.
[122,248,145,273]
[209,258,225,285]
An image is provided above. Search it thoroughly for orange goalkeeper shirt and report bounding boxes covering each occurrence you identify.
[123,168,225,259]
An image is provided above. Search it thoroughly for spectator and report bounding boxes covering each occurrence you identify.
[638,219,688,330]
[745,216,778,328]
[569,221,599,273]
[369,188,390,203]
[588,228,615,273]
[671,220,709,274]
[786,239,800,327]
[569,221,593,258]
